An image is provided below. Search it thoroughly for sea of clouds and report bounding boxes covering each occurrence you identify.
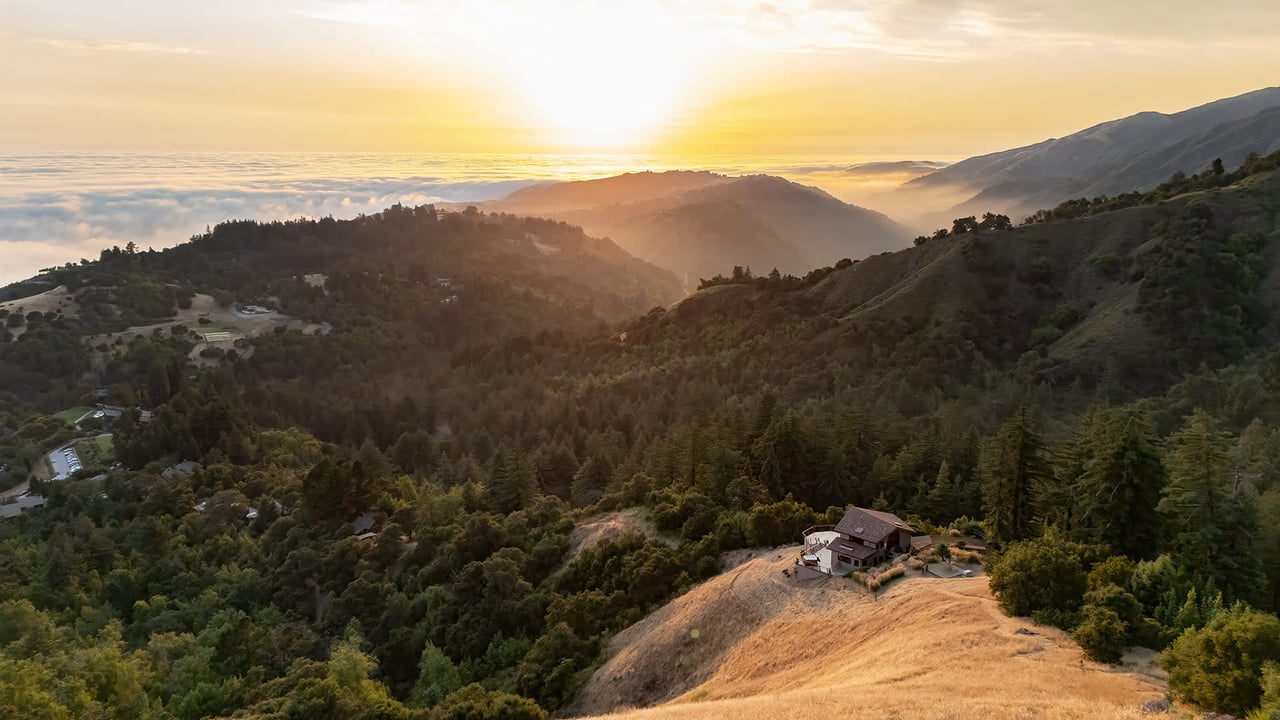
[0,153,945,285]
[0,153,570,285]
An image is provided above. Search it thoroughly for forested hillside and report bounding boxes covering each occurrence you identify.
[3,153,1280,719]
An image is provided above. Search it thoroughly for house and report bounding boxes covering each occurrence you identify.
[797,506,915,577]
[163,460,202,478]
[0,493,49,520]
[353,511,385,539]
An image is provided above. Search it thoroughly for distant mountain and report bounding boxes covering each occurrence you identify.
[483,171,913,285]
[839,160,950,176]
[902,86,1280,223]
[495,170,731,214]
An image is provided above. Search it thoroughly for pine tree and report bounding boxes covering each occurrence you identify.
[1159,409,1264,602]
[1072,409,1166,558]
[489,449,537,514]
[752,411,811,501]
[981,408,1051,544]
[925,459,955,521]
[534,442,577,500]
[570,455,612,508]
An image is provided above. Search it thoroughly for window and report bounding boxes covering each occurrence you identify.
[838,554,852,564]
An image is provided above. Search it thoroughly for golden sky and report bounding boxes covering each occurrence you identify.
[3,0,1280,157]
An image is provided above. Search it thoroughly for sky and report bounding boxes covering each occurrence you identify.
[3,0,1280,157]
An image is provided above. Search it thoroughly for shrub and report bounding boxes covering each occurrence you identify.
[1083,584,1144,640]
[1251,662,1280,720]
[1031,608,1080,631]
[746,499,820,547]
[1090,253,1124,280]
[874,565,904,586]
[988,536,1087,617]
[1162,606,1280,717]
[1087,556,1136,592]
[1074,605,1128,664]
[431,683,545,720]
[849,565,905,593]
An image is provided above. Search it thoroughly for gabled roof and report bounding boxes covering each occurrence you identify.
[834,506,914,543]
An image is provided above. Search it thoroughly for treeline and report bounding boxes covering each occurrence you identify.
[1022,150,1280,225]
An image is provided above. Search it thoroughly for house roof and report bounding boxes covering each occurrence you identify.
[353,512,379,534]
[834,506,914,543]
[829,538,878,561]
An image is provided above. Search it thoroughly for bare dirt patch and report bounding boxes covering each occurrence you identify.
[567,509,670,564]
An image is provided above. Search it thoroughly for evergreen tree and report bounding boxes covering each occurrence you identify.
[752,411,811,501]
[1072,409,1166,558]
[534,442,577,500]
[489,449,537,514]
[1159,409,1265,603]
[570,455,612,508]
[411,642,464,708]
[981,408,1051,544]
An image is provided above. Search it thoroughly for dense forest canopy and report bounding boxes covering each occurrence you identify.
[3,154,1280,718]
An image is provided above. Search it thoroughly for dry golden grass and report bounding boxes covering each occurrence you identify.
[80,293,324,372]
[572,552,1177,720]
[0,285,78,339]
[566,509,669,564]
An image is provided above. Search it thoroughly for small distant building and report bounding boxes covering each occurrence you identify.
[434,277,452,288]
[353,512,385,540]
[1,493,48,519]
[48,445,83,481]
[440,295,459,305]
[163,460,202,478]
[202,331,233,343]
[797,506,915,577]
[96,404,152,424]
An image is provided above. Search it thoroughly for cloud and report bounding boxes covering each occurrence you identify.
[0,155,548,285]
[26,35,203,55]
[297,0,1280,59]
[0,152,954,285]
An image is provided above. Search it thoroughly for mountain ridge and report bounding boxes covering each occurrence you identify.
[901,86,1280,222]
[478,171,912,285]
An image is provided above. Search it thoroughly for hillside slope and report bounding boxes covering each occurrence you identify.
[483,172,912,285]
[900,86,1280,223]
[571,553,1165,720]
[617,161,1280,421]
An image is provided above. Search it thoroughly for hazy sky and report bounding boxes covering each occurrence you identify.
[3,0,1280,156]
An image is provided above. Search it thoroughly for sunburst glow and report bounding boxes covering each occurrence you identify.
[477,3,701,148]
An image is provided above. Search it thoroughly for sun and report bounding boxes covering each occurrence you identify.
[513,39,687,148]
[484,4,698,149]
